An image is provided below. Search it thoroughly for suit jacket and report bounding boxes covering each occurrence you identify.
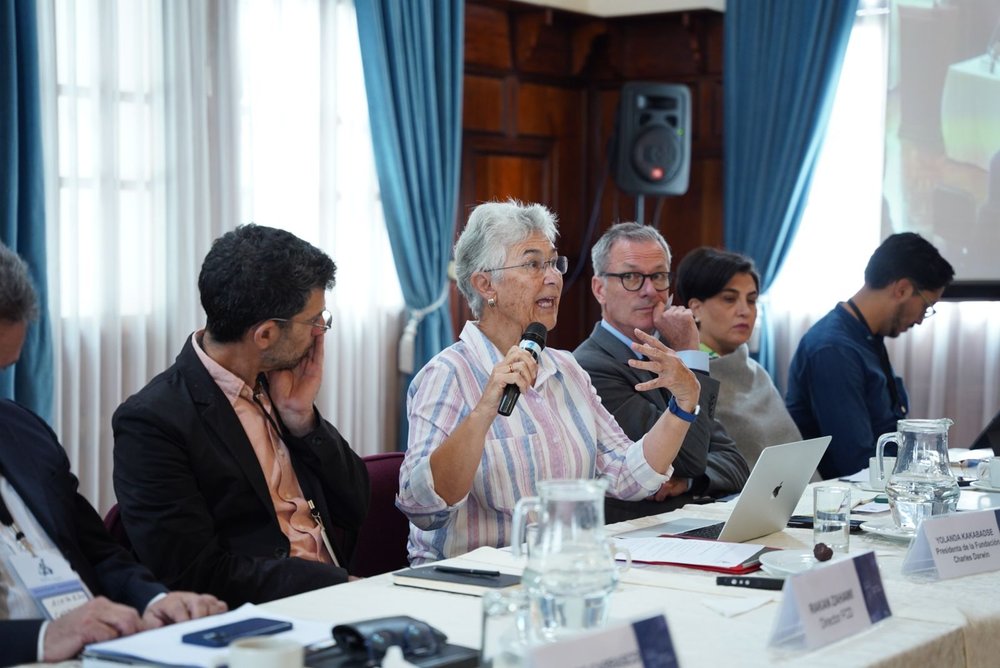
[112,337,370,607]
[573,323,749,501]
[0,400,166,667]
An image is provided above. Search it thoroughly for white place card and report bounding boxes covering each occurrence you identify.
[901,509,1000,579]
[768,551,891,651]
[527,615,677,668]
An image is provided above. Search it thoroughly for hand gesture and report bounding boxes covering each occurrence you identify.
[268,334,324,436]
[627,329,700,411]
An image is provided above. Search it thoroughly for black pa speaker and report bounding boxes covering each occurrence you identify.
[614,82,691,196]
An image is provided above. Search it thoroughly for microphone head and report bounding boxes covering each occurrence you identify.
[522,322,548,350]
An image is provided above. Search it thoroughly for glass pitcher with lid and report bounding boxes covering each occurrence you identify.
[875,418,959,532]
[510,478,628,643]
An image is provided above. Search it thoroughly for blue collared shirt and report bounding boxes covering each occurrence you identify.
[598,320,709,373]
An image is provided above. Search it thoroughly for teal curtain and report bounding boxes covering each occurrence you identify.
[724,0,857,375]
[355,0,463,448]
[0,0,52,420]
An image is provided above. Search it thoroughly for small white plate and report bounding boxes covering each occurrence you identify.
[854,483,886,493]
[859,517,916,542]
[758,550,846,577]
[970,480,1000,493]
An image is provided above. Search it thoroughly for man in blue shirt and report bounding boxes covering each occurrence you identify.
[786,233,954,479]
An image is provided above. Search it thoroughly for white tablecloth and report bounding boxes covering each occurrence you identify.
[260,483,1000,667]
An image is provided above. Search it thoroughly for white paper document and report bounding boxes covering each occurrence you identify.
[81,603,332,667]
[613,536,763,568]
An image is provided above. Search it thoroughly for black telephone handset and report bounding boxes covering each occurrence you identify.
[306,616,478,668]
[332,616,446,661]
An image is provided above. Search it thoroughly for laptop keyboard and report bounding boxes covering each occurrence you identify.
[678,522,724,539]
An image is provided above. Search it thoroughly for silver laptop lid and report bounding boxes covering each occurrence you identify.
[715,436,831,542]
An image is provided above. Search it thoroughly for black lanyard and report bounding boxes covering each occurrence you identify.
[845,299,907,417]
[0,489,16,530]
[0,481,32,551]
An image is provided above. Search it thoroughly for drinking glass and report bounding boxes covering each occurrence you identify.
[481,589,532,667]
[813,485,851,554]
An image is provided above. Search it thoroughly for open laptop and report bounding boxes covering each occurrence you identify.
[618,436,831,543]
[970,407,1000,454]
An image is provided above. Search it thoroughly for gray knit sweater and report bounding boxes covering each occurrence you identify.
[709,343,802,471]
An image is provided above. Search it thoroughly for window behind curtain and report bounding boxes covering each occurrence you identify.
[767,3,1000,448]
[37,0,403,512]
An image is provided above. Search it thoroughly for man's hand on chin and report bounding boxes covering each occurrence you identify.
[652,302,700,351]
[268,334,325,436]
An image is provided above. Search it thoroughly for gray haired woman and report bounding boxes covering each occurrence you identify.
[397,200,701,564]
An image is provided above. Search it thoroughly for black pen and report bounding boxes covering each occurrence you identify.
[433,565,502,578]
[716,576,785,591]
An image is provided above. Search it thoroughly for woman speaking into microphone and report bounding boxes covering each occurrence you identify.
[397,200,701,564]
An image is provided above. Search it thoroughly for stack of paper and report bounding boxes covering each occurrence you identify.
[81,603,331,667]
[612,536,771,574]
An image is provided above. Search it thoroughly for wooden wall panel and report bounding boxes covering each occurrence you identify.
[465,4,513,70]
[463,75,506,133]
[456,0,726,351]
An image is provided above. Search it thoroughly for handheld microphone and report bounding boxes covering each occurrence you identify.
[498,322,547,416]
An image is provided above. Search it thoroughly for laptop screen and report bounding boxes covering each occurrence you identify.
[970,408,1000,454]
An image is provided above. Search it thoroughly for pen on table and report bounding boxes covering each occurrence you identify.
[716,576,785,591]
[433,565,502,578]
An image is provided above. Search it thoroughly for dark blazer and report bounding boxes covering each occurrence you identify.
[112,337,370,607]
[574,323,749,509]
[0,400,166,667]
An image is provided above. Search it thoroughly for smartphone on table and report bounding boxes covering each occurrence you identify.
[181,617,294,647]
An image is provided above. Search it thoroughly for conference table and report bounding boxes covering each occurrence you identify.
[260,480,1000,668]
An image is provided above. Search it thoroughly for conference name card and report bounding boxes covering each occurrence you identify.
[527,615,678,668]
[769,551,891,651]
[902,508,1000,580]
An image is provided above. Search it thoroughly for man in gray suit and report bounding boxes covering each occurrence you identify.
[574,223,748,520]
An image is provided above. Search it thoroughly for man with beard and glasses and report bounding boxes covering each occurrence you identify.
[113,225,369,606]
[786,232,954,480]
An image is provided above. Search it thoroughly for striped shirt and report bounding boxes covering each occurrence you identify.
[398,321,670,564]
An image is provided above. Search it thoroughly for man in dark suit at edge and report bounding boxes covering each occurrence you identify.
[0,243,225,666]
[113,224,370,606]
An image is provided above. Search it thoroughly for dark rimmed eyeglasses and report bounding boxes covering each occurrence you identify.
[599,271,673,292]
[271,309,333,331]
[914,289,937,319]
[482,256,568,276]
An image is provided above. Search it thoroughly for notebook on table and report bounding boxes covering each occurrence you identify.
[617,436,831,544]
[392,565,521,597]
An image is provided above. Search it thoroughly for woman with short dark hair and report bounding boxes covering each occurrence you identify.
[675,247,801,470]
